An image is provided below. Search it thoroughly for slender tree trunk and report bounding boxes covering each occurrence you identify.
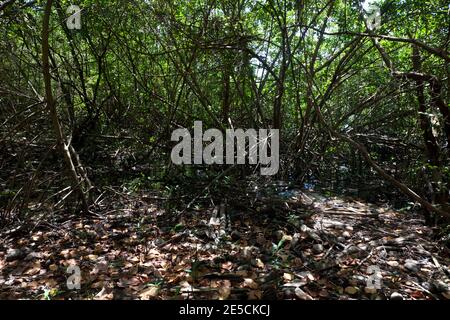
[411,45,445,208]
[42,0,90,214]
[365,23,449,216]
[412,45,440,166]
[273,25,288,130]
[222,60,231,124]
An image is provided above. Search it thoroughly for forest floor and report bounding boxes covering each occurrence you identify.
[0,184,449,300]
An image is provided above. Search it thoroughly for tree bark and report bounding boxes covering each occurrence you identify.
[411,45,440,166]
[42,0,90,214]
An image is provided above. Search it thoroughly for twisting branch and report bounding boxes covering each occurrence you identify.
[316,107,450,220]
[42,0,90,214]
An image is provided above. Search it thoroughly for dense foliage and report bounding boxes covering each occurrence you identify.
[1,0,449,221]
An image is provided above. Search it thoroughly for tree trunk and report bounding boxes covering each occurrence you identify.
[317,109,450,220]
[411,45,446,208]
[42,0,90,214]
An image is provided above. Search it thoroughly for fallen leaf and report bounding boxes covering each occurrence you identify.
[221,261,233,271]
[49,264,58,271]
[319,289,329,298]
[140,286,159,300]
[442,291,450,300]
[295,287,313,300]
[94,287,113,300]
[386,261,399,267]
[345,286,359,295]
[243,278,258,289]
[25,262,41,276]
[283,273,294,281]
[248,290,263,300]
[253,258,264,269]
[364,287,377,294]
[218,280,231,300]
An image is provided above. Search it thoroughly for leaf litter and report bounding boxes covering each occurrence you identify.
[0,183,449,300]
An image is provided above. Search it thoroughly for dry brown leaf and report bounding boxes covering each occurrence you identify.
[25,262,41,276]
[218,280,231,300]
[94,287,114,300]
[344,286,359,295]
[319,289,329,298]
[295,287,313,300]
[283,273,294,281]
[221,261,233,271]
[244,278,258,289]
[254,258,264,269]
[49,264,58,271]
[248,290,263,300]
[140,286,159,300]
